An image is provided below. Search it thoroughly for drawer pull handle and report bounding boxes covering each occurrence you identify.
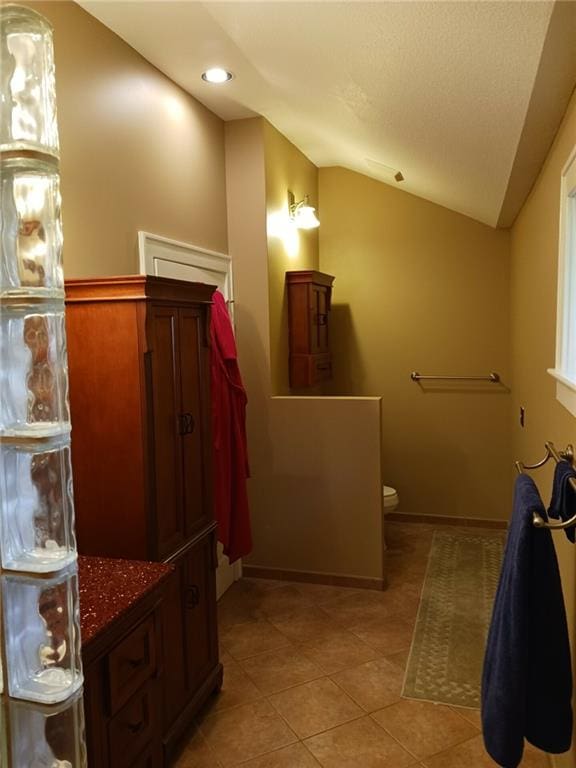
[185,584,200,609]
[317,364,331,371]
[124,657,145,670]
[127,719,145,735]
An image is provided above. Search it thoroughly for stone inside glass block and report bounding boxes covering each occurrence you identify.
[0,5,59,157]
[8,690,87,767]
[0,436,77,572]
[1,157,63,298]
[0,304,70,437]
[2,567,83,704]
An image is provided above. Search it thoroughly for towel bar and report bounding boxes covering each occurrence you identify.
[410,371,500,383]
[516,441,576,529]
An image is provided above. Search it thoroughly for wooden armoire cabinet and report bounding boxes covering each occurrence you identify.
[286,270,335,387]
[65,276,221,764]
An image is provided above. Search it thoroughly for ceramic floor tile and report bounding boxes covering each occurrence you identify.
[269,605,341,644]
[382,648,411,671]
[218,596,264,631]
[235,578,288,595]
[240,646,324,695]
[207,660,263,713]
[304,715,417,767]
[420,734,503,767]
[221,620,292,660]
[174,728,222,767]
[205,524,508,767]
[349,615,415,655]
[319,589,409,628]
[291,582,362,604]
[520,744,553,767]
[422,735,550,767]
[300,629,380,675]
[219,650,235,667]
[331,657,405,713]
[200,699,297,767]
[253,585,315,619]
[386,560,427,588]
[236,743,321,767]
[397,601,420,626]
[450,706,481,729]
[269,678,364,739]
[373,699,478,759]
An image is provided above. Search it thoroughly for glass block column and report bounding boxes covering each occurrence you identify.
[0,5,86,764]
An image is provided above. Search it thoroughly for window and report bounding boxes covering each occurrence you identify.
[548,147,576,415]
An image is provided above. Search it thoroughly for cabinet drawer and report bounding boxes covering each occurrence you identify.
[107,615,156,714]
[129,746,156,768]
[313,354,332,382]
[109,683,155,768]
[290,353,333,388]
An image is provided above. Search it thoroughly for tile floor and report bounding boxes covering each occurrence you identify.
[176,522,550,767]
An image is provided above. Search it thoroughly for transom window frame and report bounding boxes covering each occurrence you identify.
[548,145,576,416]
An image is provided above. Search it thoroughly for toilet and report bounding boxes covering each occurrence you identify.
[383,485,400,514]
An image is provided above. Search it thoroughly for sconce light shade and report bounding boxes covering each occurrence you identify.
[289,192,320,229]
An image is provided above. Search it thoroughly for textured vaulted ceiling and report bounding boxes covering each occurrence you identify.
[78,1,576,227]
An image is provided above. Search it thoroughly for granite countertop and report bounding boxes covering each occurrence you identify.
[78,555,173,646]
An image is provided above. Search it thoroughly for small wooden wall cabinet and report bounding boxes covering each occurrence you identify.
[286,270,335,388]
[65,276,221,765]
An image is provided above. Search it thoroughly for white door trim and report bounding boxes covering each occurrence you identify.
[138,231,234,317]
[138,231,241,598]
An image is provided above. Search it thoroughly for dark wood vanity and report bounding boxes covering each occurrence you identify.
[79,556,172,768]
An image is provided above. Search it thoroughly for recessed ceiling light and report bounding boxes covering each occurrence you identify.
[201,68,233,84]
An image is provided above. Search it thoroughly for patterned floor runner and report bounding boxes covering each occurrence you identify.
[402,530,504,709]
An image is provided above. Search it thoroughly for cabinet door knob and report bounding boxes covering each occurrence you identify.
[178,413,195,435]
[185,584,200,609]
[184,413,195,434]
[316,313,328,326]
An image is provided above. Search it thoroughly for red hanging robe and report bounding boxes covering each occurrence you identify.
[210,290,252,563]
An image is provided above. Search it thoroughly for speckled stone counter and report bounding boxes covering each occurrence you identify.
[78,554,173,646]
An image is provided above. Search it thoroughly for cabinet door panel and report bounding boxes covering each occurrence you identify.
[178,308,212,537]
[149,306,185,559]
[161,564,190,730]
[183,532,218,691]
[311,286,329,354]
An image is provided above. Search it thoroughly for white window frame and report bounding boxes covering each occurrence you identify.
[548,146,576,416]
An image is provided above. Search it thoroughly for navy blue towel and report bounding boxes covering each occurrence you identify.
[548,460,576,543]
[481,475,572,768]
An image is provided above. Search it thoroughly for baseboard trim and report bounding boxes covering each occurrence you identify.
[386,512,508,529]
[242,565,386,591]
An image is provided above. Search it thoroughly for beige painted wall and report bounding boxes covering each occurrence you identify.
[27,1,228,277]
[224,118,271,496]
[264,396,383,580]
[319,167,512,521]
[510,87,576,768]
[226,120,384,582]
[263,121,319,395]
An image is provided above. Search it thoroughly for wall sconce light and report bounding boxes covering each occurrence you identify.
[288,191,320,229]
